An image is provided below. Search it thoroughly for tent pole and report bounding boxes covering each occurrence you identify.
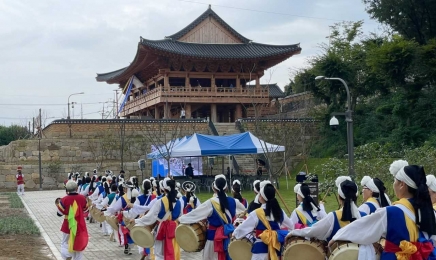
[284,152,289,190]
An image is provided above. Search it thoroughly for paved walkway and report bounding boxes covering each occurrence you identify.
[21,190,202,260]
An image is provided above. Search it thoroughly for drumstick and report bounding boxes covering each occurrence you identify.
[274,186,292,215]
[321,186,332,203]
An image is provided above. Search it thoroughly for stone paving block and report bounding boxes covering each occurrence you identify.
[22,190,202,260]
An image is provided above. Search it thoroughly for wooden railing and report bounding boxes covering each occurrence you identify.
[123,85,270,113]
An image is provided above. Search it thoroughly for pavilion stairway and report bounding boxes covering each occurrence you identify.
[212,123,258,177]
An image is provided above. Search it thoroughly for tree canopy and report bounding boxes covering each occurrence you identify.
[0,125,30,146]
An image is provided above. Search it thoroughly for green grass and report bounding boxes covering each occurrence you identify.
[0,192,39,235]
[0,216,40,235]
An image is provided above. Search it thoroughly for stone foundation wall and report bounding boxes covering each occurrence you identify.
[0,161,154,190]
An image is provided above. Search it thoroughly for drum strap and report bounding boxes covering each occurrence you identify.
[254,208,280,260]
[392,198,418,242]
[295,208,314,226]
[210,200,230,224]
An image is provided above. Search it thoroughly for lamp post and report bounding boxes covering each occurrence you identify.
[67,92,84,120]
[315,76,355,180]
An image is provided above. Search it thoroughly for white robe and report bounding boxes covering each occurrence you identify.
[358,201,380,215]
[233,205,293,260]
[179,197,246,260]
[289,203,327,229]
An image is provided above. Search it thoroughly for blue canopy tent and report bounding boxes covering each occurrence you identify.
[147,132,285,184]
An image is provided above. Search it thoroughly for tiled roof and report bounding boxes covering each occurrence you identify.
[165,6,250,43]
[96,67,128,82]
[141,38,301,60]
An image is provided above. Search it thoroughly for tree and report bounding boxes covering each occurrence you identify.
[363,0,436,45]
[0,125,30,146]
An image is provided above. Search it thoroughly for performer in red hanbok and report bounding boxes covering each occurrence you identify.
[56,180,89,260]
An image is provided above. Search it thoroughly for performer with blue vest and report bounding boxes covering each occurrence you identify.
[359,176,391,215]
[289,176,367,244]
[427,175,436,216]
[97,183,118,237]
[79,176,91,197]
[179,174,246,260]
[105,181,137,255]
[181,181,201,214]
[89,176,106,202]
[127,179,157,259]
[290,183,327,229]
[331,161,436,259]
[135,177,182,260]
[233,181,293,260]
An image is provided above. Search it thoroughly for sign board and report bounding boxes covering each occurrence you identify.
[295,182,319,208]
[138,159,146,170]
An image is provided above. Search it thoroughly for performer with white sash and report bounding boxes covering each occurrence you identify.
[290,183,327,229]
[289,176,367,243]
[233,181,293,260]
[359,176,391,215]
[135,177,182,260]
[427,175,436,217]
[331,160,436,259]
[247,180,262,213]
[179,174,246,260]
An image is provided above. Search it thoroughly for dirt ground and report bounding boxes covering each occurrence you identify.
[0,196,55,260]
[0,235,55,260]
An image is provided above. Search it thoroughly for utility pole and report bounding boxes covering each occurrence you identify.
[81,103,83,119]
[32,117,34,136]
[114,89,119,119]
[38,108,42,190]
[102,102,105,119]
[28,121,31,135]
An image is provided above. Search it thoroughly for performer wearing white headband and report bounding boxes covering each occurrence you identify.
[97,183,118,238]
[290,183,327,229]
[359,176,391,215]
[331,160,436,259]
[179,174,245,260]
[234,182,293,260]
[181,181,201,214]
[427,175,436,214]
[232,180,248,208]
[135,177,182,260]
[104,181,137,255]
[247,180,262,213]
[289,176,367,243]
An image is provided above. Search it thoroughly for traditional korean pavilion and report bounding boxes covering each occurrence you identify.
[96,5,301,122]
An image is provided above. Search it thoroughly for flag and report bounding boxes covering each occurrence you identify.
[67,200,88,252]
[118,76,134,114]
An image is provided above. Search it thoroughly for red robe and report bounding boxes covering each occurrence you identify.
[56,193,89,252]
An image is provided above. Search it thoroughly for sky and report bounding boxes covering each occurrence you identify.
[0,0,381,127]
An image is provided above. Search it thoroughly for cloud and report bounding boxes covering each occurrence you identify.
[0,0,379,125]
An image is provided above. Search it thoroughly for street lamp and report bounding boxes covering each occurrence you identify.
[315,76,355,179]
[67,92,84,120]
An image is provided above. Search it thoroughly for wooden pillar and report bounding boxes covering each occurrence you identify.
[256,75,260,88]
[211,74,215,88]
[211,104,217,122]
[155,106,160,119]
[185,73,190,87]
[164,103,169,119]
[236,74,241,89]
[235,104,243,120]
[164,73,169,89]
[185,103,192,119]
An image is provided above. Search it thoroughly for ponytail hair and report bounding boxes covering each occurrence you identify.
[262,184,283,223]
[300,184,320,212]
[143,181,152,195]
[156,180,161,196]
[165,179,177,212]
[214,177,229,213]
[339,180,358,222]
[404,165,436,236]
[232,181,243,203]
[118,184,125,196]
[372,178,390,207]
